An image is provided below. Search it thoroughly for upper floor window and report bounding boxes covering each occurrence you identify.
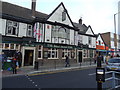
[98,40,101,45]
[62,10,66,21]
[88,37,92,45]
[27,24,32,37]
[6,20,18,36]
[111,38,114,41]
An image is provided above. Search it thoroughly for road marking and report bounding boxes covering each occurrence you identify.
[88,73,96,76]
[35,85,38,87]
[28,68,88,76]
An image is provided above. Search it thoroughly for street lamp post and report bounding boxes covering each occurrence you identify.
[114,12,120,55]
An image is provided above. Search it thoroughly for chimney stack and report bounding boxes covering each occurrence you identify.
[79,17,82,24]
[31,0,36,17]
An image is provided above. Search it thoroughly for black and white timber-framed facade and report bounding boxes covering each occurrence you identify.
[0,1,96,67]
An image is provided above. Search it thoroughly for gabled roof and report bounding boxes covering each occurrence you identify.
[0,1,48,23]
[97,33,107,46]
[73,22,88,34]
[47,2,75,28]
[87,25,95,36]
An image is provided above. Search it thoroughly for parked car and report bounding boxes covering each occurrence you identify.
[106,57,120,71]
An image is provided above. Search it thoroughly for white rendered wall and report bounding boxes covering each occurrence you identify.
[0,18,6,35]
[48,5,73,27]
[19,23,27,37]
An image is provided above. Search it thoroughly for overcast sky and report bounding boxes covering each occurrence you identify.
[2,0,120,34]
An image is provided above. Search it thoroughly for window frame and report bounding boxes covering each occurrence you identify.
[27,24,33,37]
[48,48,58,59]
[62,49,71,59]
[38,45,43,59]
[6,20,19,36]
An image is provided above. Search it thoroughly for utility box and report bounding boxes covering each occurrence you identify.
[96,67,105,82]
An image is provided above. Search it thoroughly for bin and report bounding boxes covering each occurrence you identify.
[34,61,39,70]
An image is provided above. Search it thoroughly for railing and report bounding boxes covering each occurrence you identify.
[105,71,120,89]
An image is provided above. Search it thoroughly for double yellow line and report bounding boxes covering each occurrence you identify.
[27,67,87,76]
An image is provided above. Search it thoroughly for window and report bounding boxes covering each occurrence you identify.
[48,48,58,59]
[83,49,87,57]
[62,10,66,21]
[79,36,83,43]
[111,38,114,41]
[51,25,70,44]
[10,44,14,49]
[15,44,19,50]
[3,43,20,50]
[27,24,32,37]
[98,40,101,45]
[5,44,9,49]
[62,49,70,59]
[88,37,92,45]
[6,20,18,35]
[38,45,43,59]
[71,49,76,59]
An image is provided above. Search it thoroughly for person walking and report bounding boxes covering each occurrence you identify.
[94,54,97,64]
[65,55,70,67]
[11,57,17,74]
[14,50,22,68]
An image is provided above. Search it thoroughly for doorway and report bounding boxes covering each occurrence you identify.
[78,51,82,63]
[24,50,34,66]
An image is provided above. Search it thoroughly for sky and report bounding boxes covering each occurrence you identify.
[2,0,120,34]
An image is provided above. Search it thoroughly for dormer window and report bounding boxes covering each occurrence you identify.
[6,20,18,36]
[62,10,66,21]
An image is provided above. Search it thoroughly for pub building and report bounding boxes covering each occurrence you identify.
[1,0,96,68]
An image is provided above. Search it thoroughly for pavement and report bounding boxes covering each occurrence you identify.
[2,62,106,77]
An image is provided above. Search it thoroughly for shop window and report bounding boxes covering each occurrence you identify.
[5,44,9,49]
[15,44,20,50]
[10,44,14,49]
[71,49,76,59]
[48,48,58,59]
[62,49,70,59]
[6,20,18,35]
[38,45,43,59]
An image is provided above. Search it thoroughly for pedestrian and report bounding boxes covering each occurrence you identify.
[65,55,70,67]
[101,55,104,63]
[94,54,97,64]
[105,55,110,64]
[14,50,22,68]
[11,57,17,74]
